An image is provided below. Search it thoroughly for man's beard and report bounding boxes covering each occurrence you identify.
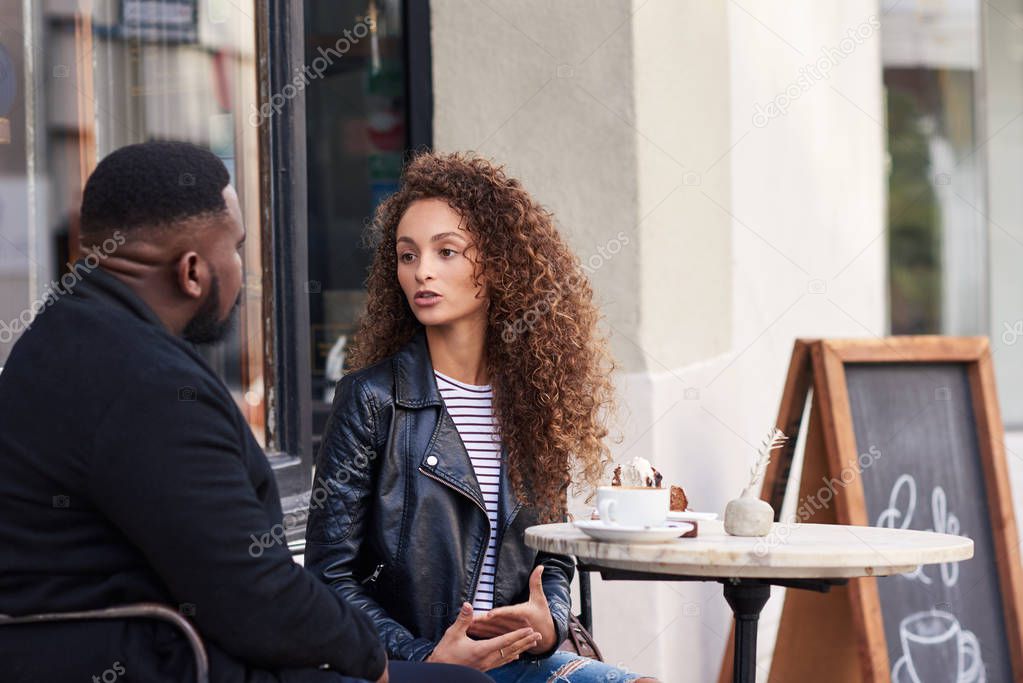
[182,274,241,345]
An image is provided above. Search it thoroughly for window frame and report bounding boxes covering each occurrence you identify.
[256,0,313,508]
[255,0,433,539]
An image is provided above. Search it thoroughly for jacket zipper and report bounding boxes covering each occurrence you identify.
[418,466,491,608]
[361,562,385,585]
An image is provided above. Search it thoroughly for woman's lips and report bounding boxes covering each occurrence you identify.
[413,292,442,307]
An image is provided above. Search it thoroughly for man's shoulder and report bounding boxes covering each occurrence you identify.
[10,288,223,402]
[76,301,210,381]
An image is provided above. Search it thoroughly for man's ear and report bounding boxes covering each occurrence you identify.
[174,251,207,300]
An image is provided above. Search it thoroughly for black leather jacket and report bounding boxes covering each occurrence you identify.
[305,330,574,662]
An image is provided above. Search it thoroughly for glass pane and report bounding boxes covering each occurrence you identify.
[985,0,1023,427]
[882,0,986,336]
[4,0,265,444]
[303,0,408,440]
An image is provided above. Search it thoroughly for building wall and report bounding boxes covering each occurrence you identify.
[430,0,644,371]
[432,1,886,680]
[632,0,732,371]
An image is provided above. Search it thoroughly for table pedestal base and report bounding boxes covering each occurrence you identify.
[722,581,771,683]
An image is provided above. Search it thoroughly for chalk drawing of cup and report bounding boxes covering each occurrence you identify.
[891,610,984,683]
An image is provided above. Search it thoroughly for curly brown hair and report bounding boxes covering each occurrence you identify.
[346,152,616,521]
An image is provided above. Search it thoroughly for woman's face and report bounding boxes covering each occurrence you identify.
[395,198,488,329]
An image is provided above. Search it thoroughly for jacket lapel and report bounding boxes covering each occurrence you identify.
[422,407,487,510]
[396,330,487,510]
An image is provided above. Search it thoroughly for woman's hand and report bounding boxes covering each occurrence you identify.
[467,566,558,654]
[427,602,541,671]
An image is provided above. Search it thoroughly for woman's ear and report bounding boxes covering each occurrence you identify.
[174,251,207,300]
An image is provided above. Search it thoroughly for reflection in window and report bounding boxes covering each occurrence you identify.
[882,0,986,335]
[984,0,1023,427]
[304,0,409,442]
[3,1,265,443]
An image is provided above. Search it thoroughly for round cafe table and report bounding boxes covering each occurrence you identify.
[525,520,973,683]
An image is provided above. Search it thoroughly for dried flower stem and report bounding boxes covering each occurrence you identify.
[742,427,787,497]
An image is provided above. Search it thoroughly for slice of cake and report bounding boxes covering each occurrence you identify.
[670,485,689,512]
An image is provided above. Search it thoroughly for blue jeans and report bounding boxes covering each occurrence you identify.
[487,652,644,682]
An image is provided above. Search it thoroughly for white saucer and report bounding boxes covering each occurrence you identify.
[667,510,718,522]
[574,520,695,544]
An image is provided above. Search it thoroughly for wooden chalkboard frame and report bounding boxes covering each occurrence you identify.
[717,336,1023,683]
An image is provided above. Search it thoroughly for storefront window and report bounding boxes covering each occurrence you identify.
[984,0,1023,427]
[882,0,1023,428]
[2,1,266,443]
[882,0,986,336]
[303,0,410,442]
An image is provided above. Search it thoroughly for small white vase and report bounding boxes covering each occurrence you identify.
[724,491,774,537]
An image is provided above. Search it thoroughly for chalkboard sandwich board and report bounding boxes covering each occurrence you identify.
[718,337,1023,683]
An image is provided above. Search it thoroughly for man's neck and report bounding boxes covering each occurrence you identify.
[98,260,186,337]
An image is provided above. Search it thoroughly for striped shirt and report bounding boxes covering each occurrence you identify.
[434,369,502,612]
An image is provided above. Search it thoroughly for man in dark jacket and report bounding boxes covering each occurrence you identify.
[0,141,489,683]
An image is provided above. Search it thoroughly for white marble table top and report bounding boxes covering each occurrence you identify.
[525,521,975,579]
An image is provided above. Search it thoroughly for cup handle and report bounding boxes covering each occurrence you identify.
[598,499,618,525]
[959,629,983,681]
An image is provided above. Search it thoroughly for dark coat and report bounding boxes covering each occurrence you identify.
[304,330,574,663]
[0,265,386,682]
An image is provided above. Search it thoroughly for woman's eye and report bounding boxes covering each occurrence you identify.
[399,253,416,264]
[439,248,458,258]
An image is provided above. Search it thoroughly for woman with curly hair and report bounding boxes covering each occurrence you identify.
[305,152,656,682]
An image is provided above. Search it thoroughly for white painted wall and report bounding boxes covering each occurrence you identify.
[430,0,645,373]
[431,1,886,680]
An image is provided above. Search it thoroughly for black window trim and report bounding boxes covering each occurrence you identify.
[405,0,434,151]
[257,0,312,506]
[255,0,433,542]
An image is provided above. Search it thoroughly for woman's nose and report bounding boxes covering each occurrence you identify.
[415,260,434,282]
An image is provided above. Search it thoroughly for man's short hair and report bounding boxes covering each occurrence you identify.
[80,140,231,237]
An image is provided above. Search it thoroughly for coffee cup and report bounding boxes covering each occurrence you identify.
[596,485,669,528]
[898,611,983,683]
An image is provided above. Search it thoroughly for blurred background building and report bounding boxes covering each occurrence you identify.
[4,0,1023,680]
